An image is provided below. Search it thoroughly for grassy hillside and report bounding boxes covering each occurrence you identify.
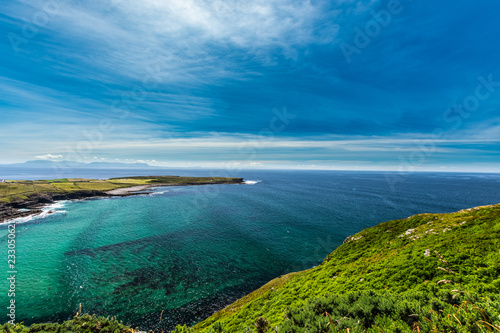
[0,176,243,203]
[190,204,500,332]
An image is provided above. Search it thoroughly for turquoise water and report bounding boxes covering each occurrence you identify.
[1,170,500,330]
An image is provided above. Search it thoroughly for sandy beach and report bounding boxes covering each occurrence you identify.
[105,185,152,196]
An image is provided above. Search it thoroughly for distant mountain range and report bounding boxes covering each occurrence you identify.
[1,160,154,169]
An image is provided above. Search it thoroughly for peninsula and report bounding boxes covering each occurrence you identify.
[0,176,244,223]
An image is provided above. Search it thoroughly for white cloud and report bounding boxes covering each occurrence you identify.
[464,118,500,141]
[6,0,343,82]
[111,0,339,48]
[82,132,496,152]
[34,154,63,160]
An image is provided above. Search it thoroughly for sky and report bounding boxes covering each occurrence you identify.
[0,0,499,172]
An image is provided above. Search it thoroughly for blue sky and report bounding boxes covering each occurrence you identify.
[1,0,499,171]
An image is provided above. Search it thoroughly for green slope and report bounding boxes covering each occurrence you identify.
[192,204,500,332]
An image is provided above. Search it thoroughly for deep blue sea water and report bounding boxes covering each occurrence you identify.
[1,168,499,330]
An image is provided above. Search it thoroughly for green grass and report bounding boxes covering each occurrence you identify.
[6,183,33,195]
[74,181,124,191]
[181,290,500,333]
[0,314,137,332]
[107,178,156,185]
[34,183,65,193]
[0,183,35,203]
[46,178,70,183]
[0,184,9,196]
[53,182,85,191]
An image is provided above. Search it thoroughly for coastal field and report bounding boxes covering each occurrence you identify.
[0,176,244,204]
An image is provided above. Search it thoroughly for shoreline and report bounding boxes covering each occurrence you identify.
[103,181,246,196]
[1,179,245,224]
[105,185,151,196]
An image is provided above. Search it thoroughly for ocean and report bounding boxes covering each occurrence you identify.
[1,168,499,330]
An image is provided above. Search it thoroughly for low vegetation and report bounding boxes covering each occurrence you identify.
[175,290,500,333]
[0,314,137,333]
